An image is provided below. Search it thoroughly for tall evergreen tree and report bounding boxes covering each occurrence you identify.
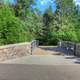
[14,0,34,19]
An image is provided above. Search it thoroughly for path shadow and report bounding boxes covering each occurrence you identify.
[75,61,80,64]
[39,46,67,55]
[74,58,80,64]
[65,56,76,59]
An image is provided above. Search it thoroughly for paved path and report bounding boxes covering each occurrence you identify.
[2,55,80,65]
[33,46,65,55]
[0,47,80,80]
[0,64,80,80]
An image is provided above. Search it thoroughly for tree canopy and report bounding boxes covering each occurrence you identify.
[0,0,80,45]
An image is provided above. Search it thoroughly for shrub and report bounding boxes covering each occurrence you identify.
[49,30,79,45]
[0,5,33,45]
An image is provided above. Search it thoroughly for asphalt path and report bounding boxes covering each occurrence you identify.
[0,64,80,80]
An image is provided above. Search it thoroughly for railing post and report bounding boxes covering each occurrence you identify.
[31,40,39,55]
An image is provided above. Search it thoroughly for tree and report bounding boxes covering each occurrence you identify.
[55,0,80,42]
[0,5,33,45]
[14,0,34,19]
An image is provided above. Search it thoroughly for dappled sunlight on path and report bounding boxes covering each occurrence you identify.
[33,46,65,55]
[1,46,80,65]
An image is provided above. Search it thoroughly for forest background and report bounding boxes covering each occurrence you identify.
[0,0,80,45]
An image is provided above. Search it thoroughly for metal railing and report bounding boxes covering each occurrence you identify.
[75,43,80,57]
[31,40,39,55]
[59,41,76,56]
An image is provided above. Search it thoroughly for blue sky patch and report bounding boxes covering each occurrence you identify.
[8,0,17,5]
[31,0,57,14]
[3,0,17,5]
[3,0,57,14]
[73,0,80,6]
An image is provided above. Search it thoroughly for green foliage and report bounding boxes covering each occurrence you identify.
[24,12,43,37]
[14,0,34,19]
[0,0,80,46]
[54,0,80,44]
[0,5,33,45]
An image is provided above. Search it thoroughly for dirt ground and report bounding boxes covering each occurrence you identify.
[33,46,64,55]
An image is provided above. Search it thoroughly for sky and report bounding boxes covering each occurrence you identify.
[3,0,80,7]
[73,0,80,6]
[3,0,57,14]
[3,0,17,5]
[31,0,57,14]
[73,0,80,15]
[8,0,17,5]
[4,0,80,14]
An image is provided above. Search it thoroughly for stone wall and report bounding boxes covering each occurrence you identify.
[0,42,31,61]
